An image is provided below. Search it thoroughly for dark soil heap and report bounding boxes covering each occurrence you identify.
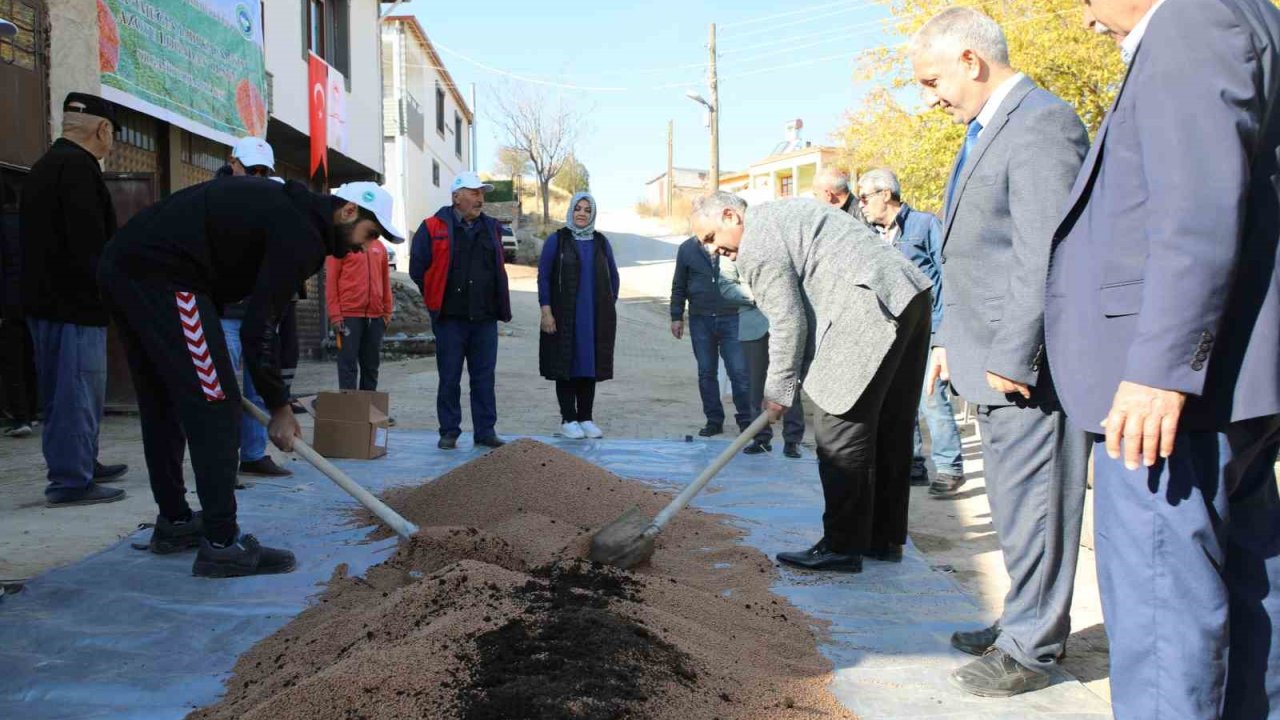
[190,440,854,720]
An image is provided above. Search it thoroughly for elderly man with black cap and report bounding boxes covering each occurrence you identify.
[409,171,512,450]
[98,177,403,577]
[19,92,130,508]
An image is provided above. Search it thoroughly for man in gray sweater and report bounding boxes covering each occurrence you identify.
[692,191,931,574]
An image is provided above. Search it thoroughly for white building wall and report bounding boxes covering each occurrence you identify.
[381,17,474,271]
[47,0,100,140]
[263,0,383,176]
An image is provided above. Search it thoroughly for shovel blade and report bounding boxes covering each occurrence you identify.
[589,505,656,570]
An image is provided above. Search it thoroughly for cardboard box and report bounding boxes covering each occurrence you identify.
[311,390,390,459]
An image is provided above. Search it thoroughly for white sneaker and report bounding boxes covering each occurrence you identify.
[561,421,586,439]
[580,421,604,439]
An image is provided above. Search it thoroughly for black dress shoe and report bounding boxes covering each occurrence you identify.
[864,544,904,563]
[909,472,931,487]
[475,435,506,448]
[238,457,293,477]
[949,648,1050,698]
[930,473,966,497]
[193,534,297,578]
[776,540,862,573]
[783,441,802,458]
[951,621,1001,656]
[698,423,724,437]
[94,461,129,483]
[45,484,126,508]
[438,435,459,450]
[743,439,772,455]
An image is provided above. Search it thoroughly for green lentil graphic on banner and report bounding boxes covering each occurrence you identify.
[97,0,267,145]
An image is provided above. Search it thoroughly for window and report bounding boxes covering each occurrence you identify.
[454,113,463,158]
[779,175,794,197]
[432,160,440,187]
[435,84,445,135]
[303,0,350,84]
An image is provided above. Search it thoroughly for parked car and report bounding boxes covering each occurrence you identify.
[500,224,518,262]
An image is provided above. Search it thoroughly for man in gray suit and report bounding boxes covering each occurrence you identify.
[691,191,932,574]
[909,8,1090,697]
[1049,0,1280,715]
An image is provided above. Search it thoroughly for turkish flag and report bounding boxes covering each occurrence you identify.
[308,53,328,180]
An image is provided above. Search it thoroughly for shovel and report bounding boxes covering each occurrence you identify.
[240,397,419,541]
[590,413,772,569]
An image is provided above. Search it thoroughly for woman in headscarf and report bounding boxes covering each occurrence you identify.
[538,192,620,439]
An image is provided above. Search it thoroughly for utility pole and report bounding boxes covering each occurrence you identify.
[666,120,674,217]
[708,22,720,191]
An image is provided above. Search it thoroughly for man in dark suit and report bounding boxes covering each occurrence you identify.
[910,8,1090,697]
[1049,0,1280,715]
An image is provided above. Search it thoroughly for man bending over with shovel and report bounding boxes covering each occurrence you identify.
[691,192,932,574]
[99,178,402,578]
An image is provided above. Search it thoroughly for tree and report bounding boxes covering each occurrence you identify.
[494,145,530,195]
[488,85,588,223]
[836,0,1123,215]
[553,153,590,194]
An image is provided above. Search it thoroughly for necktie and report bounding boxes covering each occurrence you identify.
[945,120,983,218]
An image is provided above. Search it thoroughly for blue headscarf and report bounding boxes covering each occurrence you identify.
[566,192,596,241]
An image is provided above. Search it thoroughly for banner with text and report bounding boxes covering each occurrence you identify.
[98,0,267,147]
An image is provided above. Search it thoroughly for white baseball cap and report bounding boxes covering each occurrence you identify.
[333,182,406,244]
[0,19,17,38]
[231,136,275,172]
[450,171,494,193]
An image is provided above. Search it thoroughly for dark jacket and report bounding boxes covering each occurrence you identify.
[538,227,619,381]
[885,203,944,330]
[101,177,335,409]
[19,138,117,326]
[670,237,738,319]
[409,207,512,323]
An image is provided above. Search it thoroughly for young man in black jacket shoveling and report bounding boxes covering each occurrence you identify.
[99,177,398,578]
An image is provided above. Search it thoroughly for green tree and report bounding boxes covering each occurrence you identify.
[553,153,590,194]
[837,0,1123,214]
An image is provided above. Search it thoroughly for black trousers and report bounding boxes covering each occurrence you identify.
[816,292,931,554]
[555,378,596,422]
[0,317,38,422]
[337,317,385,391]
[100,267,241,544]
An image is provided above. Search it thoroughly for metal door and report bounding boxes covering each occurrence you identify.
[0,0,48,170]
[103,173,157,411]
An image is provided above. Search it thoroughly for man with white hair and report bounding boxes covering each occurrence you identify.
[409,172,512,450]
[813,167,869,226]
[693,191,932,575]
[1049,0,1280,714]
[19,92,130,507]
[856,168,964,496]
[910,8,1089,696]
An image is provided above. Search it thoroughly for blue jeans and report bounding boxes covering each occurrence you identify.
[221,319,267,463]
[913,377,964,477]
[26,319,106,494]
[688,314,751,429]
[434,318,498,440]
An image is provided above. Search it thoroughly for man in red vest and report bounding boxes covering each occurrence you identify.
[409,172,512,450]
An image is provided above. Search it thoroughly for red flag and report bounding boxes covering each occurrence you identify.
[308,53,328,180]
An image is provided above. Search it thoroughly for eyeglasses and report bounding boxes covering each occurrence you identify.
[857,189,887,204]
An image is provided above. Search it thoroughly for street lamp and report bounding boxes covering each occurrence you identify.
[684,89,719,191]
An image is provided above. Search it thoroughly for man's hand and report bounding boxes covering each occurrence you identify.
[764,400,787,422]
[540,307,557,334]
[268,405,302,452]
[382,314,391,326]
[986,371,1031,400]
[670,320,684,340]
[1103,381,1187,470]
[926,347,950,395]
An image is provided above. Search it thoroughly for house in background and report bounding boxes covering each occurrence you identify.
[735,119,837,204]
[644,167,710,209]
[382,13,474,272]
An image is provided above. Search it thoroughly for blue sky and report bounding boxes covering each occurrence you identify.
[399,0,899,209]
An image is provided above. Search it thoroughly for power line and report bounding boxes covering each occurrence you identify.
[722,1,888,41]
[719,0,886,31]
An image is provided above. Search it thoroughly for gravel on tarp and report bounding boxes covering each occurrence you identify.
[189,439,855,720]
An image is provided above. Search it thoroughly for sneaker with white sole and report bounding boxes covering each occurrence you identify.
[561,421,586,439]
[579,421,604,439]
